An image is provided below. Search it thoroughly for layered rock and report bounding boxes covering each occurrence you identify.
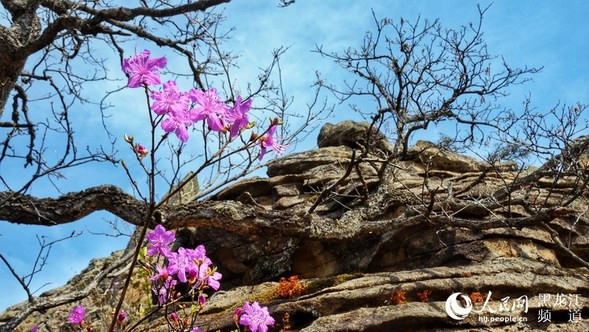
[4,121,589,331]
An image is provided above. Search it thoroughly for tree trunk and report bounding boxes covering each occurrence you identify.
[0,0,42,117]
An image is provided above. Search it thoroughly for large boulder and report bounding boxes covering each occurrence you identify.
[4,121,589,332]
[317,120,394,153]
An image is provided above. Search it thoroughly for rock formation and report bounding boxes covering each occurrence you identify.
[2,121,589,331]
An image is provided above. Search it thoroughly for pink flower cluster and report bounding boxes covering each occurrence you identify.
[122,49,288,159]
[146,225,222,306]
[55,228,274,332]
[235,301,275,332]
[68,304,85,324]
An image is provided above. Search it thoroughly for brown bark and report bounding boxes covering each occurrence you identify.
[0,185,145,226]
[0,0,41,116]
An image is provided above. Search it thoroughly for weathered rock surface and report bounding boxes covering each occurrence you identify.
[3,121,589,331]
[317,120,393,153]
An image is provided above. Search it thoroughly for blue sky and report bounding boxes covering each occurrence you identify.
[1,0,588,311]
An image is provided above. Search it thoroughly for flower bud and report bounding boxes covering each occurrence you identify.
[233,307,243,325]
[199,294,207,308]
[116,310,127,325]
[135,144,149,158]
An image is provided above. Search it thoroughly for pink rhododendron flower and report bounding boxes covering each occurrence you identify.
[192,260,220,290]
[189,244,211,265]
[206,268,222,290]
[258,124,288,160]
[189,88,228,132]
[238,301,275,332]
[151,80,190,116]
[153,277,176,305]
[122,50,167,88]
[161,109,194,142]
[150,264,170,281]
[30,326,38,332]
[226,95,252,138]
[154,284,168,305]
[191,328,202,332]
[68,305,85,324]
[166,245,221,288]
[167,247,196,283]
[146,224,175,257]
